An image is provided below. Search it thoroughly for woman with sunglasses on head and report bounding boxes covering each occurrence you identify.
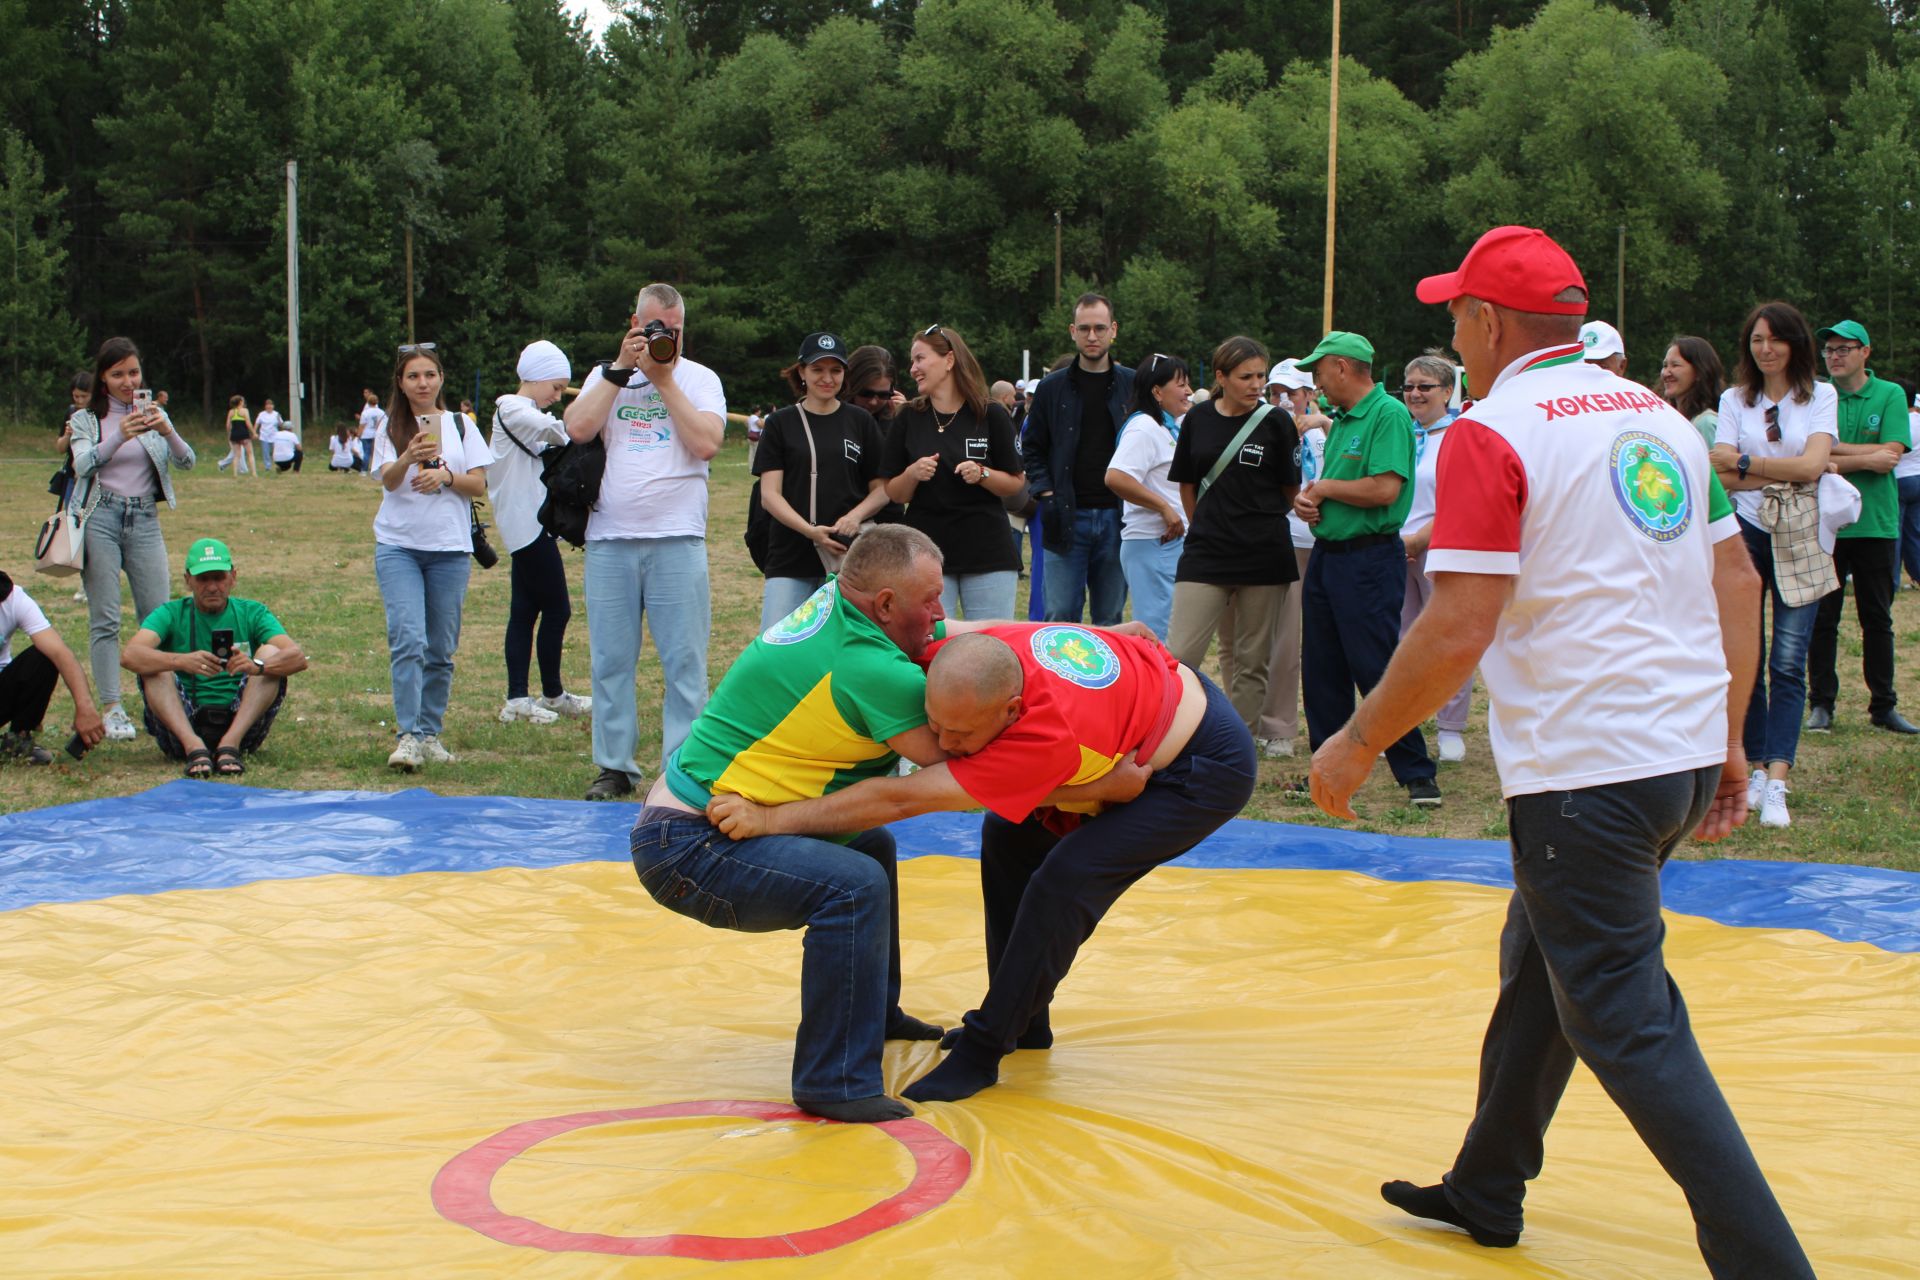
[1102,353,1191,640]
[881,325,1025,619]
[1708,302,1835,829]
[1395,353,1476,763]
[371,342,489,772]
[1661,336,1726,450]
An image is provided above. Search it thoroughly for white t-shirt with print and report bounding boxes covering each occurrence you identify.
[1714,382,1839,526]
[580,360,727,541]
[0,585,51,673]
[371,411,488,552]
[1108,412,1182,540]
[1426,345,1738,799]
[488,394,569,553]
[1287,425,1328,549]
[359,403,385,441]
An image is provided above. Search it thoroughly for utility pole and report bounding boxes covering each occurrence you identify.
[286,160,302,444]
[1053,210,1063,311]
[1616,224,1626,343]
[1323,0,1341,333]
[404,223,416,345]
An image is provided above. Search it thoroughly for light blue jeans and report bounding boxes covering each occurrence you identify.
[940,570,1018,621]
[585,536,710,782]
[374,544,470,739]
[761,576,827,631]
[82,493,172,709]
[1118,536,1182,640]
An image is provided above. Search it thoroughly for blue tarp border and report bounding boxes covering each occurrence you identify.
[3,781,1915,952]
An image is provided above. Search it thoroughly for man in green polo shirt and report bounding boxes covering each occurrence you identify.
[1293,332,1440,806]
[121,537,309,777]
[1806,319,1916,734]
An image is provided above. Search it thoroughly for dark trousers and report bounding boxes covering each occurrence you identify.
[1302,538,1435,784]
[0,647,59,735]
[1808,536,1898,718]
[1442,767,1813,1279]
[505,531,572,700]
[957,675,1255,1057]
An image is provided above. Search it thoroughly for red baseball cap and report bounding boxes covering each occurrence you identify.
[1415,226,1589,315]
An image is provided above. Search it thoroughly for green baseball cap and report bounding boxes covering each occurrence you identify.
[186,537,234,575]
[1296,331,1376,369]
[1815,319,1871,347]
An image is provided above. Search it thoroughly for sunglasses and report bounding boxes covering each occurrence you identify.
[1764,405,1782,443]
[1400,383,1444,394]
[398,342,437,354]
[921,324,943,338]
[854,387,894,400]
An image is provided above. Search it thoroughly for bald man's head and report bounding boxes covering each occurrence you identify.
[925,634,1024,756]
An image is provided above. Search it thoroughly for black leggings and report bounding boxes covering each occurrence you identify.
[0,647,59,735]
[506,531,572,699]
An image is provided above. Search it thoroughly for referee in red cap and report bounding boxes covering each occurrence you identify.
[1311,226,1813,1277]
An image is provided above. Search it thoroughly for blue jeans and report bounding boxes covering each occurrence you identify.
[585,537,710,783]
[1737,520,1817,767]
[1119,536,1181,640]
[1042,506,1126,625]
[374,544,470,738]
[761,575,826,631]
[631,815,905,1103]
[1302,539,1435,784]
[1898,474,1920,592]
[1443,767,1812,1278]
[940,570,1018,621]
[81,492,171,709]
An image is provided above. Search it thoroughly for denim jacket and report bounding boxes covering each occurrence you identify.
[69,406,197,517]
[1019,361,1137,553]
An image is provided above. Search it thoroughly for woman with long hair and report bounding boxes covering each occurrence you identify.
[880,325,1025,618]
[1661,335,1726,449]
[1709,302,1835,828]
[371,343,489,771]
[68,336,197,740]
[222,395,258,477]
[1102,352,1191,640]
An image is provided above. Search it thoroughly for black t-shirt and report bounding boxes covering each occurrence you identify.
[881,401,1023,575]
[1167,400,1301,585]
[1070,363,1119,509]
[752,402,884,579]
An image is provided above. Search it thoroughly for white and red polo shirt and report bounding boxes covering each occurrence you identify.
[1426,344,1740,798]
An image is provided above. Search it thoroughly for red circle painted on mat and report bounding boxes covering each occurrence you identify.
[430,1099,971,1259]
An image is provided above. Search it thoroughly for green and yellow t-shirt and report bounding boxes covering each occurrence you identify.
[1834,373,1912,541]
[139,596,286,705]
[666,581,929,816]
[1314,382,1416,541]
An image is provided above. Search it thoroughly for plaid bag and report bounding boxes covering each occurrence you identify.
[1757,482,1837,607]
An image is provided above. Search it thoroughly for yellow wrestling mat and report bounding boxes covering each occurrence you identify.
[4,844,1915,1277]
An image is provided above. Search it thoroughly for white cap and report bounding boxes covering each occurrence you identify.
[1579,321,1624,362]
[516,339,572,382]
[1191,387,1213,403]
[1267,359,1314,390]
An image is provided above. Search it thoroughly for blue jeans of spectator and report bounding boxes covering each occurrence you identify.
[1442,767,1813,1279]
[1737,519,1817,768]
[81,492,171,709]
[1042,506,1126,625]
[585,536,710,784]
[1898,474,1920,592]
[1302,538,1435,784]
[374,544,470,739]
[761,575,826,631]
[941,570,1018,621]
[631,815,905,1104]
[1119,536,1181,640]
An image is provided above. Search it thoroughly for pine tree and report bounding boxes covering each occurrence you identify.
[0,126,82,423]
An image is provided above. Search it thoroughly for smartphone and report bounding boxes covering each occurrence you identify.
[65,732,89,761]
[210,628,235,663]
[134,389,154,412]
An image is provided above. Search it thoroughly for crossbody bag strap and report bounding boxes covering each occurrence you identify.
[1198,402,1273,501]
[796,404,821,525]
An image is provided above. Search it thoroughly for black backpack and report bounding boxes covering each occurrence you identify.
[744,478,772,573]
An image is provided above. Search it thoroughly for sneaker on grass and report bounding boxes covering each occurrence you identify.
[387,733,425,772]
[536,691,592,718]
[499,697,560,725]
[418,735,455,764]
[102,705,138,741]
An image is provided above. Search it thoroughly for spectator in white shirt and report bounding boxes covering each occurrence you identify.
[1102,352,1191,641]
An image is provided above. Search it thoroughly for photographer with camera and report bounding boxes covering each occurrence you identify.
[563,283,726,801]
[121,539,306,778]
[0,570,104,765]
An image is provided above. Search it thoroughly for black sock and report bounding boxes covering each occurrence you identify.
[1380,1181,1519,1248]
[885,1010,944,1041]
[938,1012,1051,1052]
[798,1095,912,1123]
[902,1036,1001,1103]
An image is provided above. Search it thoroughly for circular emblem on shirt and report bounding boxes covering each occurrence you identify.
[1029,626,1120,689]
[764,583,835,645]
[1607,431,1692,543]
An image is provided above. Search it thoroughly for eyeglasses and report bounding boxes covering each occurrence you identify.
[1821,343,1863,357]
[1401,383,1444,394]
[398,342,437,354]
[1764,405,1782,443]
[1072,324,1112,336]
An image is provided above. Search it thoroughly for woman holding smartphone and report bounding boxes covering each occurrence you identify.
[372,343,488,771]
[69,336,196,741]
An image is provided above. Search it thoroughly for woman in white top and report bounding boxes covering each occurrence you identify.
[1103,352,1191,640]
[488,340,589,726]
[1395,352,1473,762]
[329,423,362,472]
[1709,301,1835,829]
[1895,385,1920,591]
[68,336,197,740]
[371,343,488,771]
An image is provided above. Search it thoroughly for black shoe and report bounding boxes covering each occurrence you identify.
[2,731,53,765]
[1806,705,1834,732]
[585,768,636,800]
[1872,710,1920,735]
[1406,777,1443,808]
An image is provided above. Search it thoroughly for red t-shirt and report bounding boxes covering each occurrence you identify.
[928,624,1182,824]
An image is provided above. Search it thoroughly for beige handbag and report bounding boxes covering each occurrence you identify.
[33,491,86,577]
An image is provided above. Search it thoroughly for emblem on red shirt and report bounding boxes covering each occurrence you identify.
[1030,626,1120,689]
[1608,432,1692,543]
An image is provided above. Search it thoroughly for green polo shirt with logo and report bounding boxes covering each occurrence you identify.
[1834,372,1912,540]
[1314,383,1416,542]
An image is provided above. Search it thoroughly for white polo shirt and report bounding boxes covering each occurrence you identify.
[1426,345,1739,798]
[580,360,727,542]
[1713,382,1838,526]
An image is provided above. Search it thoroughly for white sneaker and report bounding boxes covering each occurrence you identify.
[1746,768,1766,812]
[418,734,456,764]
[1258,737,1295,759]
[1438,730,1467,763]
[1759,779,1791,828]
[499,697,560,724]
[535,690,593,718]
[102,704,138,741]
[387,733,424,771]
[72,586,87,602]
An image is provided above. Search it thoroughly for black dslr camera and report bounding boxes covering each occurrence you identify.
[640,320,678,365]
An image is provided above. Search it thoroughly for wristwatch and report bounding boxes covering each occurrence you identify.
[251,656,266,674]
[1737,453,1752,477]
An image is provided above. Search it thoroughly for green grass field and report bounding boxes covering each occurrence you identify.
[4,420,1917,871]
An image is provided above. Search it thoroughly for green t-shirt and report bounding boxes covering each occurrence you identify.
[666,580,929,818]
[1314,383,1416,541]
[1707,469,1734,524]
[1833,373,1912,540]
[139,596,286,705]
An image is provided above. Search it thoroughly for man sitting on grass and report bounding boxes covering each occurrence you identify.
[0,569,104,764]
[122,538,307,778]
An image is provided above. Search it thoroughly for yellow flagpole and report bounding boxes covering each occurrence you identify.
[1323,0,1341,334]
